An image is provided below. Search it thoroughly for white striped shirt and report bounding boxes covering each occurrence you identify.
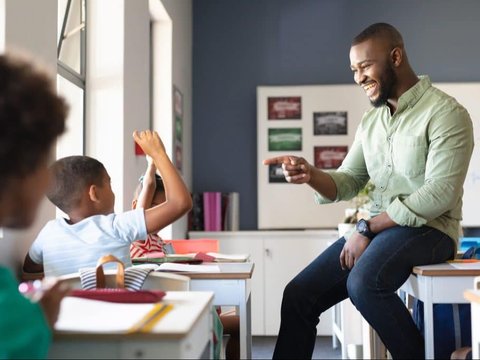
[29,209,148,277]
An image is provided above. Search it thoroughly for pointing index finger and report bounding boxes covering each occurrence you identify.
[263,156,292,165]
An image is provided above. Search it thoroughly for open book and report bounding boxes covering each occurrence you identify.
[133,252,250,264]
[204,252,250,262]
[155,263,221,273]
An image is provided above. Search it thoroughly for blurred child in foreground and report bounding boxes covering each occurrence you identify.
[0,53,70,358]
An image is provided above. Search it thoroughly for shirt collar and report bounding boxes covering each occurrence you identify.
[395,75,431,112]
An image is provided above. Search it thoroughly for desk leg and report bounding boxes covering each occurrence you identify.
[238,282,252,359]
[420,276,435,359]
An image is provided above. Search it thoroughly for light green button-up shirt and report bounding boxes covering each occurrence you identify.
[315,76,474,243]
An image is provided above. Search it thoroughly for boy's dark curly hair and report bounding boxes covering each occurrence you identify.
[47,156,107,213]
[0,53,67,185]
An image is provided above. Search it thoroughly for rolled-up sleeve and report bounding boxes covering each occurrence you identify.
[315,126,370,205]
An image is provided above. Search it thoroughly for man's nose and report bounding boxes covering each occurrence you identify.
[354,69,366,85]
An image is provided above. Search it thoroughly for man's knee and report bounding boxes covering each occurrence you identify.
[346,269,371,305]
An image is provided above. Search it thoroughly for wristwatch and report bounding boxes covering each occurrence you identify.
[356,219,376,240]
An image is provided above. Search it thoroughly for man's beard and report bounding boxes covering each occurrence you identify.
[371,64,396,108]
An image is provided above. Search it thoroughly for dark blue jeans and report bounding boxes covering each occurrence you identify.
[272,226,455,359]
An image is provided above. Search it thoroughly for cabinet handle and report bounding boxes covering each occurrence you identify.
[265,248,271,257]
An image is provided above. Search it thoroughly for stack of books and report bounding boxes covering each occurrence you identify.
[188,192,239,231]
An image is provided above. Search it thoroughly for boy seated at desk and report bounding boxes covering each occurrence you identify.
[22,130,192,277]
[130,155,169,259]
[131,156,241,360]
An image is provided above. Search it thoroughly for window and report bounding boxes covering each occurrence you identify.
[56,0,86,158]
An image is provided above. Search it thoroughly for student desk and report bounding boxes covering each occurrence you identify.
[181,262,255,359]
[399,263,480,359]
[49,291,214,359]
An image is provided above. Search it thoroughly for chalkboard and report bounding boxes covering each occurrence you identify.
[257,83,480,229]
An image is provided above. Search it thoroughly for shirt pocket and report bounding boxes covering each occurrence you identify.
[392,135,427,177]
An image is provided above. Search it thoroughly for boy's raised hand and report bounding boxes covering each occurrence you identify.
[133,130,166,156]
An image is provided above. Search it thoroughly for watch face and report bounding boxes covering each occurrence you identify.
[357,219,367,232]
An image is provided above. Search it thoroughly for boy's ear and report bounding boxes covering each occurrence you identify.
[132,199,137,209]
[88,185,99,202]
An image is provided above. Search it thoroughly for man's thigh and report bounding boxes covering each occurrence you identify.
[353,226,455,291]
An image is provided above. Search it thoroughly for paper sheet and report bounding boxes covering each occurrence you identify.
[449,261,480,270]
[55,297,156,333]
[156,263,221,273]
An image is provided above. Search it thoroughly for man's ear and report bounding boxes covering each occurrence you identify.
[88,185,99,202]
[390,47,403,67]
[132,199,137,209]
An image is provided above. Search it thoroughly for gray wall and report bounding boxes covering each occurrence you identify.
[192,0,480,230]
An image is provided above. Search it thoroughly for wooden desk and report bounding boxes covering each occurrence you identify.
[179,262,254,359]
[49,291,214,359]
[400,263,480,359]
[464,288,480,359]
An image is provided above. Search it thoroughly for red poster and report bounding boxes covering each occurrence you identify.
[268,96,301,120]
[314,146,348,169]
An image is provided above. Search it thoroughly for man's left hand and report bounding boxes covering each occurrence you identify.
[339,232,371,270]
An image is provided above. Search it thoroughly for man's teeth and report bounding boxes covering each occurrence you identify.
[364,83,375,90]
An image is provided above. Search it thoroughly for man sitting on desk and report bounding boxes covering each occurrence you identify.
[264,22,474,359]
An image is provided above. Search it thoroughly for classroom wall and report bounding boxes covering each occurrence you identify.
[161,0,193,239]
[0,0,57,271]
[0,0,192,273]
[192,0,480,230]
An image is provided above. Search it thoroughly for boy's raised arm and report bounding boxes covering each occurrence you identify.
[135,155,157,210]
[133,130,192,234]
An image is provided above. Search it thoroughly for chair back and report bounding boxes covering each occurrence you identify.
[59,269,190,291]
[164,238,219,254]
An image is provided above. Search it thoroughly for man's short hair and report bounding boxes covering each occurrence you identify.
[47,156,107,213]
[352,22,404,48]
[0,53,67,187]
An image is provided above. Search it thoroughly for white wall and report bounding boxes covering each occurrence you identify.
[0,0,193,274]
[160,0,192,239]
[0,0,58,272]
[87,0,192,239]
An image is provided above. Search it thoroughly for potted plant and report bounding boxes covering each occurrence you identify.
[338,182,375,237]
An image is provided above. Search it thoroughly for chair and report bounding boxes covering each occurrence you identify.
[58,269,190,291]
[164,238,219,254]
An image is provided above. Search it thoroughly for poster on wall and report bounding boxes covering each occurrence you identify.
[313,111,347,135]
[314,146,348,169]
[268,128,302,151]
[268,164,288,183]
[268,96,302,120]
[257,85,371,229]
[173,86,183,172]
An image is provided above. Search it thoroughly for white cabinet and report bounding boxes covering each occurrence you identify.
[189,230,338,336]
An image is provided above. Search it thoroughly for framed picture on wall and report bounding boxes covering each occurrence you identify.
[173,86,183,172]
[268,164,288,183]
[313,111,347,135]
[268,128,302,151]
[268,96,302,120]
[314,146,348,169]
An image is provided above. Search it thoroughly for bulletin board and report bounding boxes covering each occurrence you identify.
[257,83,480,229]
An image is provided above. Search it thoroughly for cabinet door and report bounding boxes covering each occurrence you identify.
[263,232,336,335]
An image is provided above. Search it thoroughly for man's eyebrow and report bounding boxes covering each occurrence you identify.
[350,60,372,69]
